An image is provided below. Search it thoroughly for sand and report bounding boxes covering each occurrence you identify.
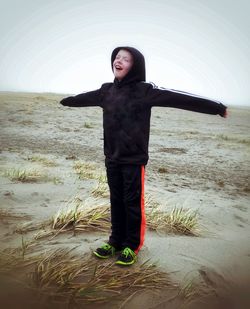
[0,91,250,308]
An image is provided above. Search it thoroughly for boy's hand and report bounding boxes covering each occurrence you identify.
[223,108,228,118]
[219,107,228,118]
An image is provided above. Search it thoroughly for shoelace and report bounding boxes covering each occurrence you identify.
[122,248,133,258]
[102,244,111,250]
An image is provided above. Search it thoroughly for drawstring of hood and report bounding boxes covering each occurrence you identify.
[111,46,146,87]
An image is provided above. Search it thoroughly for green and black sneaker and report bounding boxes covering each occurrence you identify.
[115,247,137,266]
[93,243,118,259]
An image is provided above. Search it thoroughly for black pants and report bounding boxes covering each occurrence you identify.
[106,164,146,254]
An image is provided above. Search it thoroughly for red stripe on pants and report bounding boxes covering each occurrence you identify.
[135,166,146,254]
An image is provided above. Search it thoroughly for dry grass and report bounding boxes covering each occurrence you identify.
[158,147,187,154]
[73,161,98,179]
[51,196,199,236]
[26,155,58,167]
[0,250,37,274]
[145,193,160,209]
[3,168,43,182]
[216,134,250,146]
[13,219,52,235]
[147,207,199,236]
[31,248,173,305]
[11,195,199,241]
[158,167,168,174]
[0,237,40,273]
[2,167,62,184]
[179,278,199,300]
[32,248,92,289]
[0,248,178,308]
[98,173,107,183]
[17,236,38,258]
[83,122,94,128]
[0,247,174,307]
[91,180,109,198]
[73,161,107,184]
[52,198,110,233]
[178,275,217,307]
[51,176,64,184]
[0,209,31,221]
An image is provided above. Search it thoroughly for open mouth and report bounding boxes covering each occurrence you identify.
[115,65,123,71]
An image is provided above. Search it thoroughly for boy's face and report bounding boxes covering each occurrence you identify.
[113,49,133,81]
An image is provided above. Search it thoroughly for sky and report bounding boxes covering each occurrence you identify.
[0,0,249,106]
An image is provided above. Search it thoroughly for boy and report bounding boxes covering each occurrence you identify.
[60,46,227,266]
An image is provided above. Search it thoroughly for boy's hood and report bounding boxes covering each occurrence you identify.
[111,46,146,86]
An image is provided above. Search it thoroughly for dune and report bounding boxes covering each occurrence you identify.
[0,91,250,308]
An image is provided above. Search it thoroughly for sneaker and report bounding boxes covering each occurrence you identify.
[93,243,118,259]
[115,247,137,266]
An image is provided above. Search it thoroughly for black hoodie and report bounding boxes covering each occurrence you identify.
[60,46,227,165]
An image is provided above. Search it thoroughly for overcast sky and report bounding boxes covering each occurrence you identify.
[0,0,249,106]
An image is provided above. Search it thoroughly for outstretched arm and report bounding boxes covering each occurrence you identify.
[60,89,101,107]
[147,84,227,117]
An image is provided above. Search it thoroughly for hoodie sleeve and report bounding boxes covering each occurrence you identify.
[147,84,227,117]
[60,83,112,107]
[60,89,100,107]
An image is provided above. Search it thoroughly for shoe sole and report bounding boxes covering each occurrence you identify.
[93,251,113,259]
[115,259,137,266]
[93,250,121,259]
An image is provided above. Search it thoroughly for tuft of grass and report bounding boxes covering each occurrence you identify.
[73,162,107,185]
[13,219,52,235]
[158,167,168,174]
[52,196,83,230]
[75,205,110,232]
[91,180,109,198]
[179,277,202,300]
[179,274,217,306]
[98,173,107,183]
[217,134,250,146]
[147,207,199,236]
[3,168,43,183]
[52,176,63,184]
[0,250,37,274]
[16,193,198,240]
[0,247,173,306]
[0,246,176,308]
[83,122,94,129]
[0,238,39,273]
[52,199,110,233]
[0,209,31,221]
[27,155,58,167]
[145,194,160,209]
[73,161,97,180]
[158,147,187,154]
[51,196,199,237]
[2,168,62,184]
[32,248,92,289]
[30,248,173,305]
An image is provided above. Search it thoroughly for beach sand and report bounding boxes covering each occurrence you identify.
[0,91,250,308]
